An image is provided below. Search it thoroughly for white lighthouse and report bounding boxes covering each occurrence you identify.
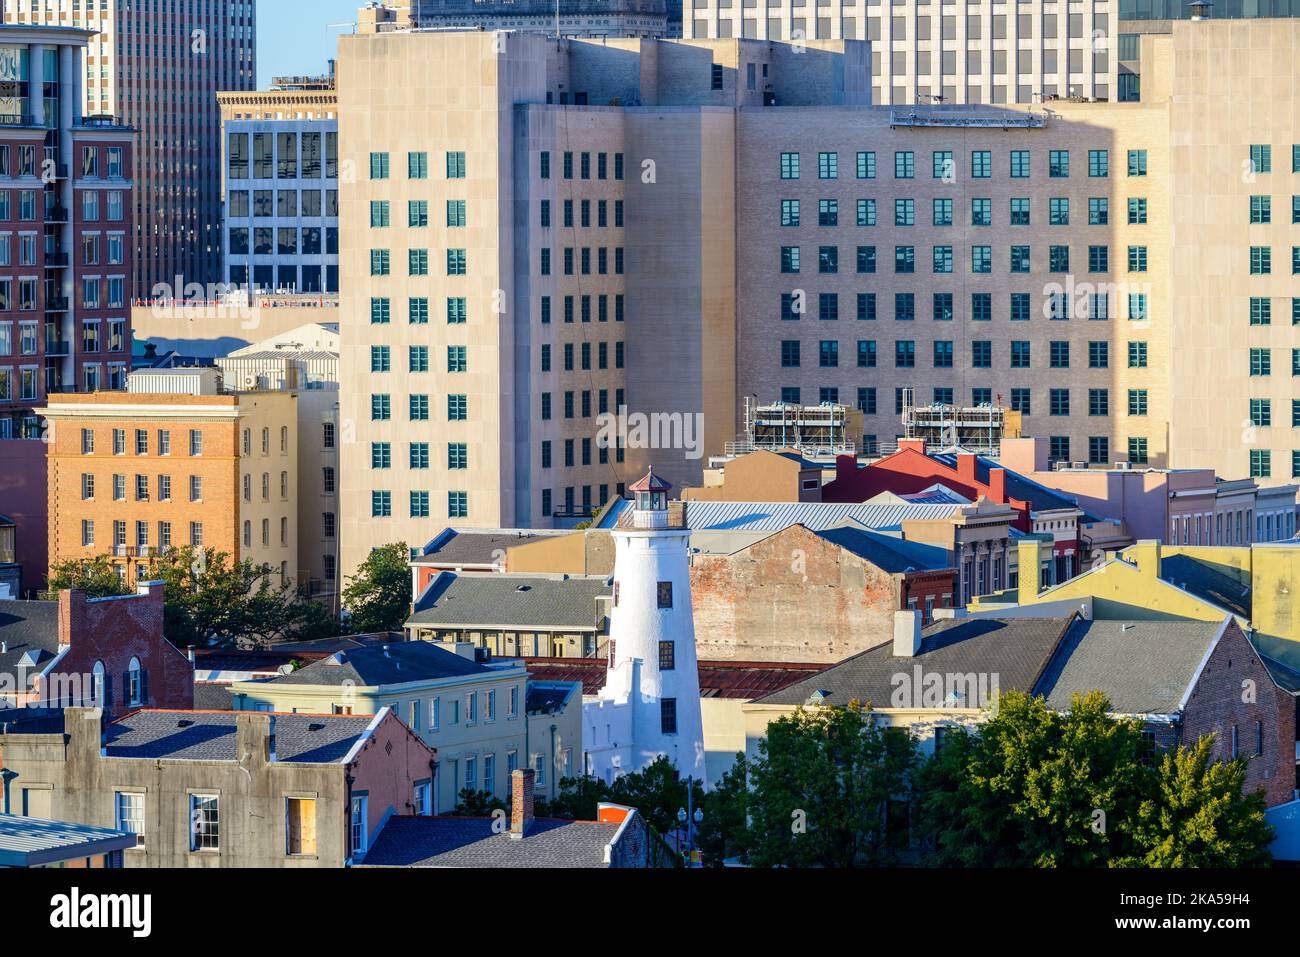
[585,468,706,786]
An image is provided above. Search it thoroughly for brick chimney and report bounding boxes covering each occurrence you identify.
[57,588,88,649]
[834,453,857,483]
[988,467,1007,503]
[897,439,927,454]
[956,453,978,486]
[510,768,535,839]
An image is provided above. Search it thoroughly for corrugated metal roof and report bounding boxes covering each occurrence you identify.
[679,500,964,532]
[0,816,136,867]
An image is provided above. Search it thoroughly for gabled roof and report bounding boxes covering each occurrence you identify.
[1034,619,1226,715]
[753,616,1077,708]
[413,527,568,567]
[357,816,621,868]
[408,573,610,631]
[102,710,380,763]
[928,452,1080,513]
[266,641,494,688]
[0,600,60,691]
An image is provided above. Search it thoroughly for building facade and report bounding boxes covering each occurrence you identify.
[215,322,340,610]
[681,0,1120,104]
[0,706,436,867]
[226,643,583,810]
[0,25,134,438]
[218,75,339,294]
[338,21,1300,580]
[4,0,257,291]
[363,0,678,38]
[40,368,298,589]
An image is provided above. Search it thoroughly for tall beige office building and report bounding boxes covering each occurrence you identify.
[682,0,1120,105]
[4,0,257,290]
[338,20,1300,578]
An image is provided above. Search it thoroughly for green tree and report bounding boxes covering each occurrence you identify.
[917,691,1148,867]
[46,555,131,599]
[697,752,751,866]
[47,548,339,648]
[452,789,508,817]
[542,774,613,822]
[341,542,412,632]
[1116,735,1273,868]
[746,701,919,868]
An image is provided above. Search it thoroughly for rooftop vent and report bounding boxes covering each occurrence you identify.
[177,719,194,728]
[516,584,531,592]
[308,722,326,732]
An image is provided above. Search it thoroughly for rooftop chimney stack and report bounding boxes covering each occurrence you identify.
[893,609,923,657]
[510,768,536,839]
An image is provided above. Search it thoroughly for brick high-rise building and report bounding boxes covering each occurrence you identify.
[0,24,133,439]
[3,0,257,293]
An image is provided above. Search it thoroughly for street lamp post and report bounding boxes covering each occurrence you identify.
[677,776,705,866]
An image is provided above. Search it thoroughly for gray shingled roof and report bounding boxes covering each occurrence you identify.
[414,529,566,566]
[192,683,235,711]
[1034,619,1225,715]
[0,600,60,692]
[408,573,610,630]
[754,616,1077,708]
[266,641,493,687]
[359,816,619,868]
[102,710,377,763]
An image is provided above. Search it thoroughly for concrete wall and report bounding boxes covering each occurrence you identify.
[0,708,435,868]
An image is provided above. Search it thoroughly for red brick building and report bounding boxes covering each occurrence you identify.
[0,24,135,439]
[1036,616,1296,808]
[824,440,1085,583]
[0,582,193,715]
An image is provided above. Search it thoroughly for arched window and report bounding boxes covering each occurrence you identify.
[91,660,105,706]
[127,657,143,706]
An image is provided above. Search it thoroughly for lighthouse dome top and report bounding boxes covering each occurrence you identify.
[628,467,672,495]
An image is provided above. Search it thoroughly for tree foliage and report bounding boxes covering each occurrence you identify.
[47,547,340,649]
[1116,735,1273,868]
[47,555,131,599]
[341,542,412,633]
[746,701,919,868]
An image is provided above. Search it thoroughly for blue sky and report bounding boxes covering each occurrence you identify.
[256,0,360,87]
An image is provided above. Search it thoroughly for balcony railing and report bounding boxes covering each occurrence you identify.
[43,205,68,223]
[44,251,69,268]
[44,296,69,313]
[43,337,70,357]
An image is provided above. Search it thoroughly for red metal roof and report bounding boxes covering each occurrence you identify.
[628,467,672,494]
[521,656,828,699]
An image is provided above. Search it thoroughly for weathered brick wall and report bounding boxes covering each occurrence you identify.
[690,524,899,662]
[1179,620,1295,808]
[44,584,193,716]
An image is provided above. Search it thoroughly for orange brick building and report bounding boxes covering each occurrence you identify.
[41,370,298,590]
